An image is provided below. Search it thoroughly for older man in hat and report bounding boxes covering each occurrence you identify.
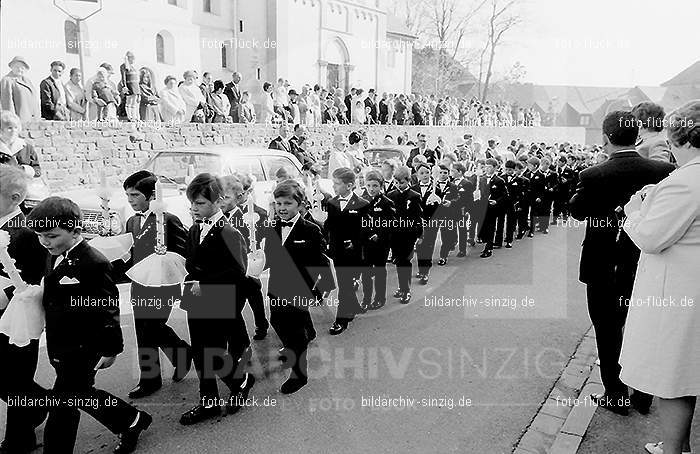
[0,57,39,122]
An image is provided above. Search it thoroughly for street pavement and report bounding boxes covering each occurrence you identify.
[1,222,594,454]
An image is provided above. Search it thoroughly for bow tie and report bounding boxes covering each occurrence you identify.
[196,219,213,225]
[280,220,294,228]
[420,184,430,187]
[338,197,349,202]
[136,212,148,217]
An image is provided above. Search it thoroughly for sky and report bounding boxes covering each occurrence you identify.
[461,0,699,87]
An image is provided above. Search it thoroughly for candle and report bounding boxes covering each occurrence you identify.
[154,180,165,253]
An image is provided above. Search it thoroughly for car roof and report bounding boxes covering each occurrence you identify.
[152,145,292,158]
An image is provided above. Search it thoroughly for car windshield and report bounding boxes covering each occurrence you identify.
[148,152,222,185]
[364,149,402,165]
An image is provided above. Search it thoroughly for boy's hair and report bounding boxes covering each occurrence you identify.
[414,162,431,172]
[273,180,305,205]
[485,158,498,167]
[186,173,223,203]
[515,161,525,170]
[394,165,411,181]
[27,196,82,232]
[527,156,540,166]
[364,170,384,185]
[232,172,254,191]
[443,152,458,162]
[219,174,243,193]
[134,176,158,200]
[381,159,396,170]
[452,162,466,174]
[0,165,29,201]
[123,170,155,191]
[438,164,449,172]
[332,167,356,184]
[275,167,289,179]
[412,154,427,165]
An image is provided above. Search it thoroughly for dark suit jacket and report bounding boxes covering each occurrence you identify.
[451,177,475,215]
[289,135,314,167]
[226,204,268,251]
[363,193,396,245]
[364,97,378,123]
[42,240,122,359]
[411,102,424,125]
[181,218,248,318]
[482,174,508,208]
[378,99,389,124]
[0,212,48,306]
[269,136,291,153]
[323,193,369,263]
[387,188,423,237]
[39,77,67,120]
[569,150,675,283]
[125,211,187,266]
[263,217,328,309]
[223,82,242,122]
[406,148,436,166]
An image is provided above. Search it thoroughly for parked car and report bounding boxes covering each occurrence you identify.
[24,146,333,237]
[363,145,412,169]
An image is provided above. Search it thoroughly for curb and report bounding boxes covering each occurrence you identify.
[512,326,602,454]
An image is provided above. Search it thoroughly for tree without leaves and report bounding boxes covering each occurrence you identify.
[477,0,522,102]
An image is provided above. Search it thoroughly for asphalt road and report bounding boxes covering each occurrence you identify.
[1,222,592,454]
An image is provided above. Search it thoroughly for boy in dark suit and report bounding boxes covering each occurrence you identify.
[513,161,531,240]
[526,157,546,236]
[0,166,49,453]
[323,167,369,335]
[179,174,254,425]
[479,159,509,258]
[434,164,459,265]
[539,156,558,231]
[361,170,396,310]
[450,163,474,257]
[263,180,329,393]
[387,166,422,303]
[500,160,527,248]
[123,171,192,399]
[412,163,440,283]
[27,197,151,454]
[220,173,270,341]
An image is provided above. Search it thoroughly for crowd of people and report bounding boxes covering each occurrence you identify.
[1,54,540,127]
[0,58,698,454]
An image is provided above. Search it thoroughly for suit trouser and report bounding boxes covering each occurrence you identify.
[457,211,470,253]
[132,283,191,386]
[362,244,390,304]
[494,206,509,246]
[503,204,517,244]
[416,225,439,275]
[188,317,248,401]
[480,205,502,251]
[470,203,488,241]
[586,282,630,397]
[438,219,457,258]
[531,199,550,231]
[271,308,313,380]
[0,335,47,446]
[243,277,270,332]
[552,190,569,218]
[516,202,530,235]
[43,351,139,453]
[334,255,363,324]
[391,233,417,292]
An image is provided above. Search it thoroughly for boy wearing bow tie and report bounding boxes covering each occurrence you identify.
[525,157,545,236]
[0,166,49,453]
[219,174,270,341]
[323,167,369,335]
[479,158,509,258]
[412,163,440,284]
[361,170,396,310]
[179,174,254,425]
[450,163,475,257]
[27,197,151,454]
[263,180,329,394]
[123,171,192,399]
[387,166,423,303]
[434,164,459,265]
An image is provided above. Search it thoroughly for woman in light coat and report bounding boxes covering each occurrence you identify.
[178,70,204,122]
[620,100,700,454]
[159,75,186,124]
[64,68,86,120]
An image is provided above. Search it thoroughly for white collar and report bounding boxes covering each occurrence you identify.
[281,212,301,228]
[136,209,152,219]
[0,208,22,229]
[0,137,26,156]
[203,210,224,226]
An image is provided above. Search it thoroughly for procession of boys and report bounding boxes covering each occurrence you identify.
[0,125,599,453]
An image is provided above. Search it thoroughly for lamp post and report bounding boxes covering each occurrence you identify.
[53,0,103,82]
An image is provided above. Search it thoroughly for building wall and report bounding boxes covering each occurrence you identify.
[21,120,586,191]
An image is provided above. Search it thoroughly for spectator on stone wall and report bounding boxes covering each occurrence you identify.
[39,60,69,121]
[0,110,41,177]
[261,81,276,124]
[210,80,231,123]
[0,56,38,123]
[179,70,205,122]
[65,68,87,121]
[238,91,256,124]
[119,51,140,121]
[138,67,160,122]
[223,72,242,123]
[199,72,214,123]
[159,75,186,124]
[90,68,120,121]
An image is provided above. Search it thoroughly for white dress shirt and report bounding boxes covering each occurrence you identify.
[281,212,301,244]
[54,238,84,269]
[199,210,224,244]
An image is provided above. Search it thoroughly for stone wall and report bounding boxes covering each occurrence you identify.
[20,120,586,191]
